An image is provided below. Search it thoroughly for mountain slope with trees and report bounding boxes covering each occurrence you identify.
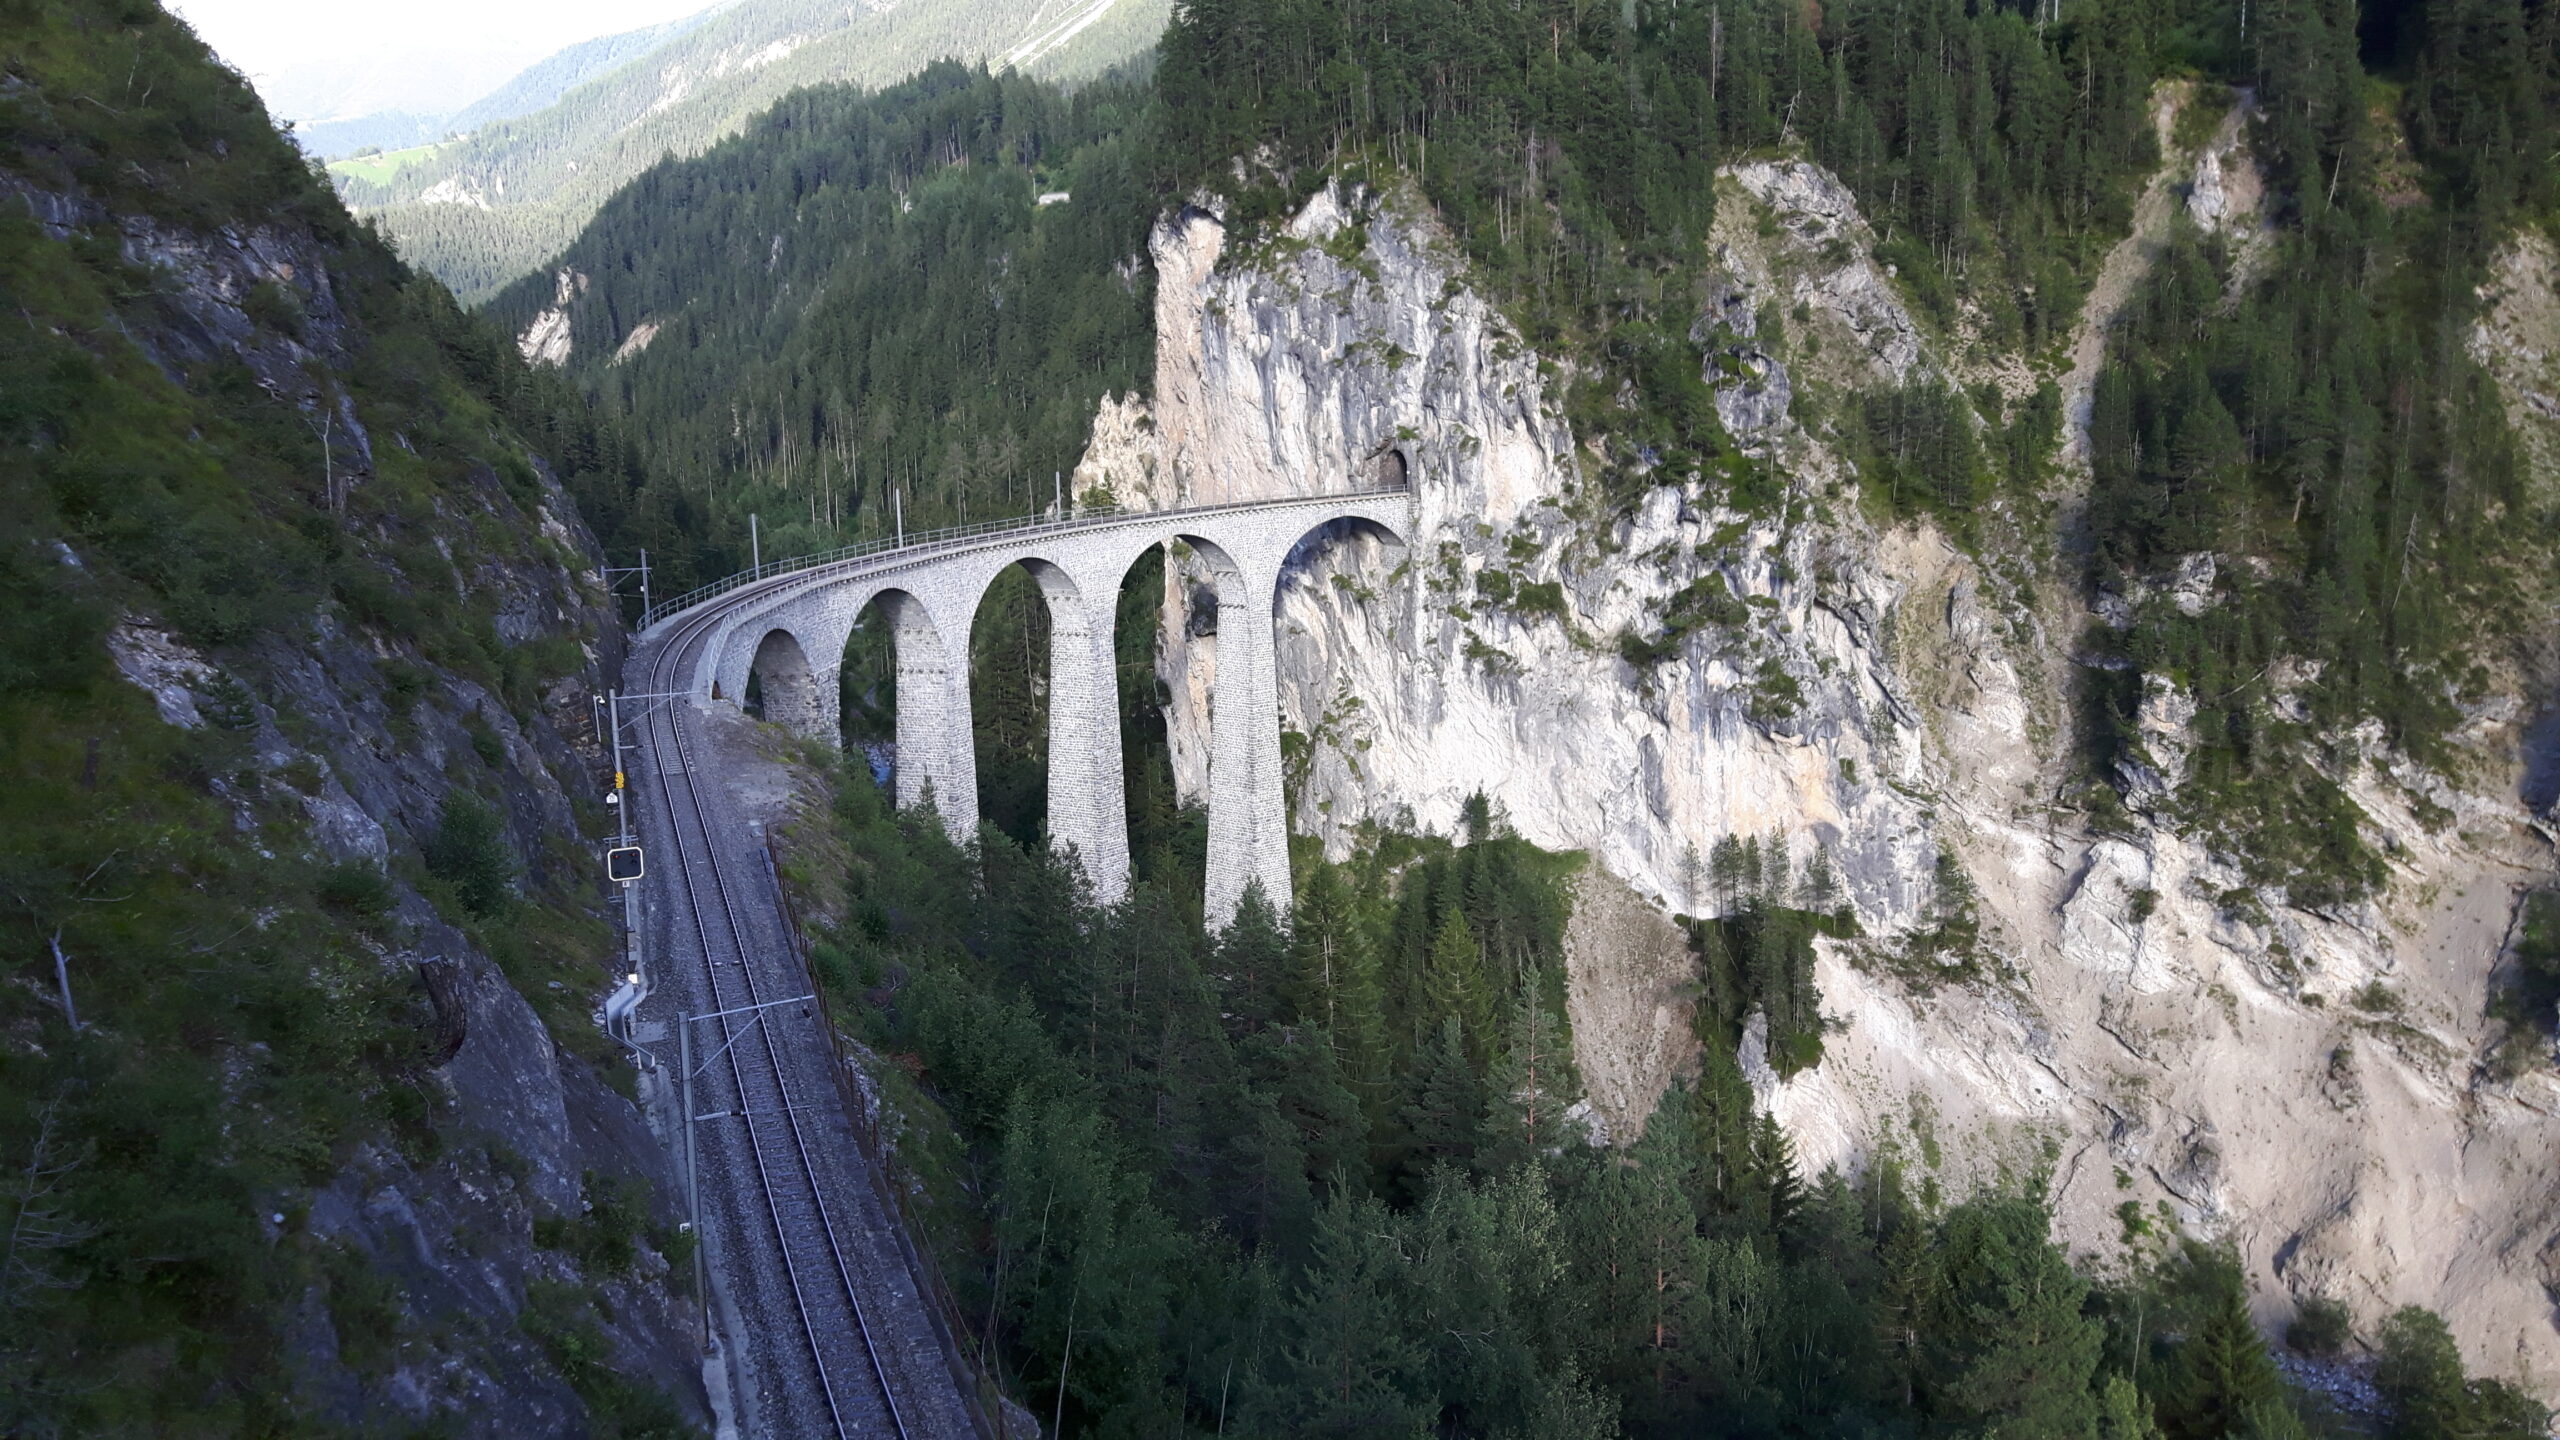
[337,0,1172,302]
[1,3,700,1431]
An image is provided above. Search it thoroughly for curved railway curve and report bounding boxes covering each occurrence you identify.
[631,586,978,1439]
[623,489,1413,1436]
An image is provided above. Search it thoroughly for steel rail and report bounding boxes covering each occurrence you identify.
[642,598,909,1439]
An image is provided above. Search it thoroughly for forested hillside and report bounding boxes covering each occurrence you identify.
[486,62,1157,599]
[337,0,1172,302]
[0,3,700,1431]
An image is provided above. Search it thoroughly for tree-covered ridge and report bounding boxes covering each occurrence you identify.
[1159,0,2158,352]
[1,2,684,1428]
[2076,0,2559,905]
[807,765,2549,1439]
[487,61,1158,609]
[339,0,1173,303]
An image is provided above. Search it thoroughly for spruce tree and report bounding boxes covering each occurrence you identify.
[1424,907,1497,1066]
[2159,1263,2285,1440]
[1929,1195,2104,1440]
[1397,1017,1488,1190]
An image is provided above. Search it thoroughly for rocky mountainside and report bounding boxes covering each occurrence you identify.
[1077,103,2560,1394]
[335,0,1170,303]
[1,5,699,1432]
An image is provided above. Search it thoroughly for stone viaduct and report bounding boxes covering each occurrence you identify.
[660,489,1412,925]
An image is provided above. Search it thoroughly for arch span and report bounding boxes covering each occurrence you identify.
[1006,557,1132,901]
[1280,512,1410,570]
[675,488,1416,924]
[747,628,823,737]
[871,587,975,836]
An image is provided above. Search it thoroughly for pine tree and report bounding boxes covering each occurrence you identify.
[1424,907,1496,1066]
[1217,879,1290,1034]
[1252,1188,1430,1437]
[1288,862,1387,1085]
[1397,1017,1487,1191]
[1710,833,1748,913]
[1682,1234,1777,1403]
[1877,1213,1946,1410]
[2159,1262,2285,1440]
[1483,964,1578,1172]
[2102,1375,2169,1440]
[1748,1112,1804,1241]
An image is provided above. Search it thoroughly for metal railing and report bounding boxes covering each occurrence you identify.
[639,483,1414,632]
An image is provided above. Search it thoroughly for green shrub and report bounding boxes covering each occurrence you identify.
[2287,1295,2352,1357]
[424,791,516,916]
[242,279,304,339]
[318,1241,403,1375]
[1512,580,1567,619]
[519,1280,697,1439]
[315,861,395,919]
[464,712,506,768]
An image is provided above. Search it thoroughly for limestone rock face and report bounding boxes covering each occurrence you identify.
[1085,153,2560,1395]
[1722,159,1925,386]
[1119,188,1566,529]
[516,267,586,367]
[2472,232,2560,484]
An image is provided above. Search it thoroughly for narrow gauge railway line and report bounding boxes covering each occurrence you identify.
[636,599,912,1439]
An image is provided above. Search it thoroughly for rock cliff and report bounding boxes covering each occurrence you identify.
[1077,143,2560,1392]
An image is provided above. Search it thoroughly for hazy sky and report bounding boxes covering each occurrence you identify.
[168,0,712,120]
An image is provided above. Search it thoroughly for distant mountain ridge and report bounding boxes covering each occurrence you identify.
[295,109,441,158]
[446,6,725,134]
[335,0,1169,304]
[294,8,725,160]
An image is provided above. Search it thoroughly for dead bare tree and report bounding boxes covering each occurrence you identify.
[303,401,337,515]
[0,1095,95,1321]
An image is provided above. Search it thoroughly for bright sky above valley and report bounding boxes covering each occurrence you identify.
[169,0,714,121]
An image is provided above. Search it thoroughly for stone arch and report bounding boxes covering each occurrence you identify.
[838,593,902,765]
[1368,446,1411,489]
[747,628,824,737]
[971,555,1132,900]
[1281,512,1411,573]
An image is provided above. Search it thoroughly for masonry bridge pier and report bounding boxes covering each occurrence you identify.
[659,488,1411,924]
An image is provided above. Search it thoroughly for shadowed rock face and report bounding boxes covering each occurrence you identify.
[1083,158,2560,1396]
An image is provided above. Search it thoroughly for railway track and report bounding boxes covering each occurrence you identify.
[634,603,919,1439]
